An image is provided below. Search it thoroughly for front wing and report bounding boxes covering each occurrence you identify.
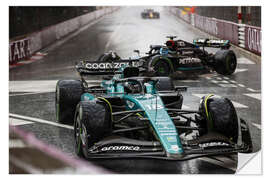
[83,119,252,161]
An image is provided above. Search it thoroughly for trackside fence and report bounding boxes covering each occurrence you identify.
[9,7,120,65]
[168,7,261,56]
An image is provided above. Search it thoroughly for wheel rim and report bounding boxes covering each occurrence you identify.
[158,66,165,73]
[154,61,170,76]
[226,55,237,73]
[75,115,82,153]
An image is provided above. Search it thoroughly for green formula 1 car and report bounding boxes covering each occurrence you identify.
[55,60,252,160]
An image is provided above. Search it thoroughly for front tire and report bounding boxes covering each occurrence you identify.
[199,95,239,143]
[214,50,237,75]
[55,80,83,124]
[74,101,112,158]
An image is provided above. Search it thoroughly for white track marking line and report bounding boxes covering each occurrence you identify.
[230,80,237,83]
[9,117,34,126]
[247,88,260,92]
[211,80,219,84]
[9,80,101,93]
[244,93,261,100]
[9,114,73,130]
[219,80,229,84]
[235,68,248,74]
[252,123,261,130]
[205,77,211,80]
[238,84,246,88]
[9,92,51,97]
[223,77,230,80]
[193,94,248,108]
[237,57,255,65]
[218,84,238,88]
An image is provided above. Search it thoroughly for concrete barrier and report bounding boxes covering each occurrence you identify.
[9,7,120,65]
[168,7,261,56]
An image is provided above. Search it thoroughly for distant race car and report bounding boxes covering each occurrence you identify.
[141,9,160,19]
[96,36,237,77]
[55,62,252,160]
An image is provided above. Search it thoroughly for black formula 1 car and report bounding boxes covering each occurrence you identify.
[142,36,237,76]
[96,36,237,77]
[55,62,252,160]
[141,9,160,19]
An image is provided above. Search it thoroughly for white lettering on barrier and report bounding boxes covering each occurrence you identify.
[247,27,261,53]
[9,39,31,63]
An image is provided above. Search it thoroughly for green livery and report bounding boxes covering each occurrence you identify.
[55,60,252,160]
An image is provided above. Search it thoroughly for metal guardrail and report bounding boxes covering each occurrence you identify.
[168,7,261,56]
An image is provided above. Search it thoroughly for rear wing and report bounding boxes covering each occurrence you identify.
[193,39,231,49]
[75,60,143,76]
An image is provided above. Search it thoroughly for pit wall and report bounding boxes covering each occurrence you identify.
[168,7,261,57]
[9,7,120,65]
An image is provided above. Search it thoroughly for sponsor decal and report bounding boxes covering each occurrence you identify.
[84,61,140,70]
[181,51,194,55]
[167,136,177,142]
[161,133,178,136]
[156,122,171,125]
[170,145,180,151]
[159,130,177,133]
[179,57,201,64]
[126,100,135,109]
[196,39,226,44]
[101,146,140,151]
[198,142,230,148]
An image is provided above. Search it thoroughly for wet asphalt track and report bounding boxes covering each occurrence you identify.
[9,7,261,174]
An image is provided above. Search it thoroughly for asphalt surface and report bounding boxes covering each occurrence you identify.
[9,7,261,174]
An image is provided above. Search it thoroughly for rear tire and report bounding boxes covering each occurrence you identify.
[74,101,112,158]
[55,80,83,124]
[214,50,237,75]
[199,95,239,143]
[149,56,173,76]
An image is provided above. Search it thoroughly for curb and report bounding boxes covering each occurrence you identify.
[230,44,261,64]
